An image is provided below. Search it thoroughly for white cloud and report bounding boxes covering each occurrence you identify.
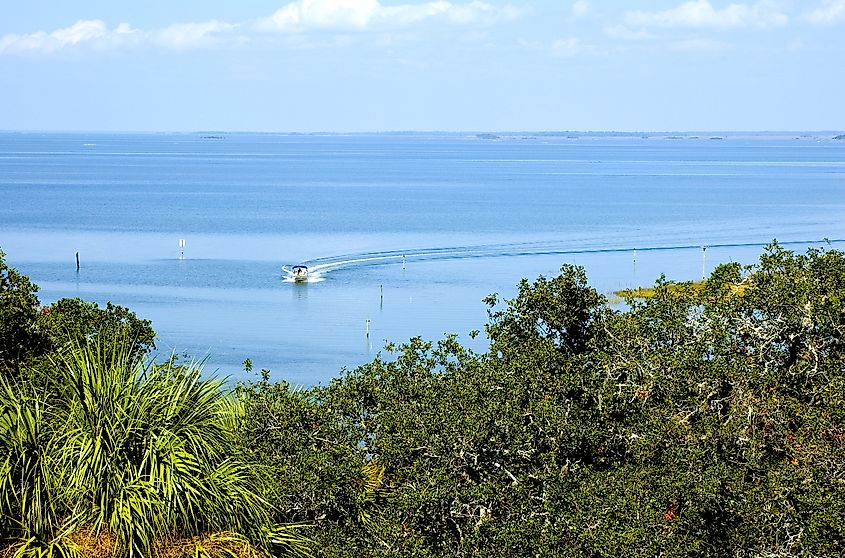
[256,0,517,32]
[0,0,518,56]
[0,18,235,54]
[154,21,236,49]
[802,0,845,24]
[260,0,377,31]
[572,1,591,18]
[625,0,789,29]
[49,20,109,46]
[0,19,112,54]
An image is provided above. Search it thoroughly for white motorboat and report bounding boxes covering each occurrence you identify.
[283,265,309,282]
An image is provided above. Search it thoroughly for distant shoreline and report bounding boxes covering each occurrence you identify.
[1,129,843,138]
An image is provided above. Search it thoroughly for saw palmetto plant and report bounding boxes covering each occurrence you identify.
[0,341,312,558]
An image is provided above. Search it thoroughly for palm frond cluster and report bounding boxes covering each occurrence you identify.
[0,343,311,558]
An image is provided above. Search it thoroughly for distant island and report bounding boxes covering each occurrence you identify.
[834,134,845,140]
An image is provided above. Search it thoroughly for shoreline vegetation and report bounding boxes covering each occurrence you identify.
[614,280,706,299]
[2,242,844,557]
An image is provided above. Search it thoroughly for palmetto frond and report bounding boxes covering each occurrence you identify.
[49,341,270,557]
[2,340,313,558]
[0,378,69,546]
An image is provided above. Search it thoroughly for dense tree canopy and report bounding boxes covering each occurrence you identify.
[2,243,843,557]
[235,243,845,557]
[0,252,155,379]
[0,250,44,374]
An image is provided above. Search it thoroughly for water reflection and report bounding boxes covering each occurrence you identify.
[291,281,309,302]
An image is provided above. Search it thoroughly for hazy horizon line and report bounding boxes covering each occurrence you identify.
[2,129,843,136]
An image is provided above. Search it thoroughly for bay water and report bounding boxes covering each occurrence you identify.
[1,132,843,383]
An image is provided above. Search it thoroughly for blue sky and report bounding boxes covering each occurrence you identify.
[1,0,843,132]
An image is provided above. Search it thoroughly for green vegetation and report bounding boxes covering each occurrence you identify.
[0,252,310,558]
[615,280,706,299]
[2,243,844,557]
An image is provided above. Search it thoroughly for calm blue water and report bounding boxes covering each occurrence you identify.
[2,132,844,383]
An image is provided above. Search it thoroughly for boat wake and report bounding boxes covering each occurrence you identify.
[287,237,844,281]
